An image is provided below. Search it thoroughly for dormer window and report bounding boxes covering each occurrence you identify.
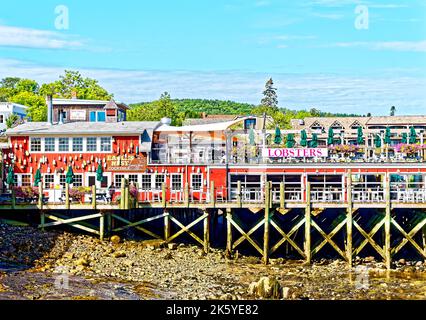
[330,121,343,130]
[310,121,324,131]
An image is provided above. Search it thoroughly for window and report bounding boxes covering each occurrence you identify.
[21,174,31,187]
[0,115,3,123]
[171,174,182,191]
[44,174,54,189]
[101,175,108,188]
[72,138,83,152]
[59,138,69,152]
[191,174,203,191]
[97,112,106,122]
[129,174,138,186]
[115,174,125,188]
[244,119,256,130]
[73,174,83,187]
[87,137,97,152]
[90,111,96,122]
[155,174,165,190]
[44,138,55,152]
[59,174,66,188]
[88,176,96,187]
[118,110,126,122]
[31,138,42,152]
[141,174,152,190]
[100,137,112,152]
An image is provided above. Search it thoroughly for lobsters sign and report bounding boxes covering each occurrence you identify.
[262,148,328,158]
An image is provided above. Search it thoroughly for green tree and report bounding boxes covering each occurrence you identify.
[11,92,47,122]
[390,106,396,116]
[259,78,278,114]
[155,92,177,121]
[6,114,19,129]
[0,77,21,90]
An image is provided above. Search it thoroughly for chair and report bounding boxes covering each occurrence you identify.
[152,190,161,202]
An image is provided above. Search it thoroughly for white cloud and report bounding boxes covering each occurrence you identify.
[0,24,84,49]
[311,12,345,19]
[331,40,426,52]
[0,58,425,116]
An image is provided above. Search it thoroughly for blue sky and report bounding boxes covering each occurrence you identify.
[0,0,425,115]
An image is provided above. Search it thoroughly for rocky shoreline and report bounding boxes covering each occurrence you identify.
[2,223,426,300]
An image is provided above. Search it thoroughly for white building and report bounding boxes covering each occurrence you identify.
[0,102,28,131]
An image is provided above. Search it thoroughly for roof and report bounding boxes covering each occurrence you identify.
[51,98,129,110]
[0,102,29,110]
[367,116,426,125]
[183,115,237,126]
[6,121,160,136]
[157,117,254,132]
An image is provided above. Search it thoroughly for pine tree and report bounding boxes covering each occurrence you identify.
[260,78,278,114]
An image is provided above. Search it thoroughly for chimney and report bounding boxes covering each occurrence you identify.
[71,91,78,99]
[46,95,53,125]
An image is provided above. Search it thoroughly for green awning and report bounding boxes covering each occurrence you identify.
[300,129,308,147]
[274,126,282,145]
[96,164,104,182]
[6,166,15,186]
[286,134,295,148]
[34,169,42,187]
[66,166,74,184]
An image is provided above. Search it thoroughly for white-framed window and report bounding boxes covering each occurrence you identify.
[115,174,125,188]
[128,174,138,186]
[30,138,42,152]
[141,174,152,190]
[154,174,165,190]
[59,174,67,188]
[100,137,112,152]
[73,174,83,187]
[87,137,97,152]
[44,138,56,152]
[171,174,183,191]
[191,173,203,191]
[72,137,83,152]
[44,174,54,189]
[59,137,69,152]
[21,174,32,187]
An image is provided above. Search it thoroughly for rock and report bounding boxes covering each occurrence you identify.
[74,258,89,267]
[163,252,173,260]
[282,287,291,299]
[110,235,121,244]
[219,293,233,300]
[364,256,375,263]
[63,252,74,260]
[249,276,282,299]
[123,259,134,267]
[113,251,126,258]
[398,258,406,265]
[248,282,257,296]
[416,261,422,267]
[168,243,178,250]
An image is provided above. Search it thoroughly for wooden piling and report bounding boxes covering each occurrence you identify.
[164,210,170,241]
[305,182,311,264]
[120,178,126,209]
[134,183,139,208]
[99,212,105,241]
[92,185,97,210]
[203,210,210,253]
[185,183,189,207]
[162,183,167,208]
[226,208,232,253]
[237,181,242,207]
[263,181,271,264]
[210,181,215,207]
[124,181,129,210]
[65,183,70,210]
[38,182,43,209]
[346,171,353,268]
[385,174,392,269]
[280,181,285,209]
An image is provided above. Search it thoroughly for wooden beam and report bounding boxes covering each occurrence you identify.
[120,178,126,210]
[164,210,170,241]
[65,183,70,210]
[41,213,101,235]
[210,181,215,207]
[99,213,104,241]
[347,170,353,267]
[391,217,426,258]
[111,213,165,239]
[311,218,347,259]
[270,215,306,257]
[203,210,210,253]
[263,181,271,264]
[280,181,285,209]
[185,183,189,207]
[162,183,167,208]
[228,216,264,255]
[226,208,232,253]
[38,182,43,209]
[92,185,97,210]
[353,219,385,258]
[237,181,242,207]
[167,213,208,245]
[385,173,392,269]
[305,182,311,264]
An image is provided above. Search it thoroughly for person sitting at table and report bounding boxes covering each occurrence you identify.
[108,183,115,201]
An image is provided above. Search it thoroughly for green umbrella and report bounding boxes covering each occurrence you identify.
[300,130,308,147]
[286,134,295,148]
[6,166,15,186]
[409,126,417,144]
[34,169,42,187]
[327,127,334,145]
[384,127,392,145]
[274,126,282,145]
[401,132,408,144]
[249,128,255,146]
[66,166,74,184]
[96,164,104,182]
[357,126,364,145]
[309,133,318,148]
[374,134,382,148]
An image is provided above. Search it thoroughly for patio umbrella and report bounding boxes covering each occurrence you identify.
[327,127,334,145]
[384,127,392,145]
[249,128,255,146]
[66,166,74,184]
[286,134,295,148]
[34,169,42,187]
[274,126,282,145]
[300,130,308,147]
[409,126,417,144]
[374,134,382,148]
[6,166,15,187]
[309,133,318,148]
[357,127,364,145]
[96,164,104,183]
[401,132,408,144]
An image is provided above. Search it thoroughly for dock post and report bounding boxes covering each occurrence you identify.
[11,187,15,209]
[134,183,139,208]
[210,181,215,207]
[92,185,97,210]
[263,181,271,265]
[226,208,232,253]
[65,183,70,210]
[237,181,242,207]
[38,182,43,210]
[99,212,105,241]
[164,210,170,241]
[385,173,392,269]
[124,180,129,210]
[185,183,190,207]
[346,170,353,268]
[162,183,167,208]
[120,178,126,209]
[280,181,285,209]
[203,210,210,253]
[305,182,311,264]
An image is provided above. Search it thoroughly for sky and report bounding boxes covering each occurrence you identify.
[0,0,425,115]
